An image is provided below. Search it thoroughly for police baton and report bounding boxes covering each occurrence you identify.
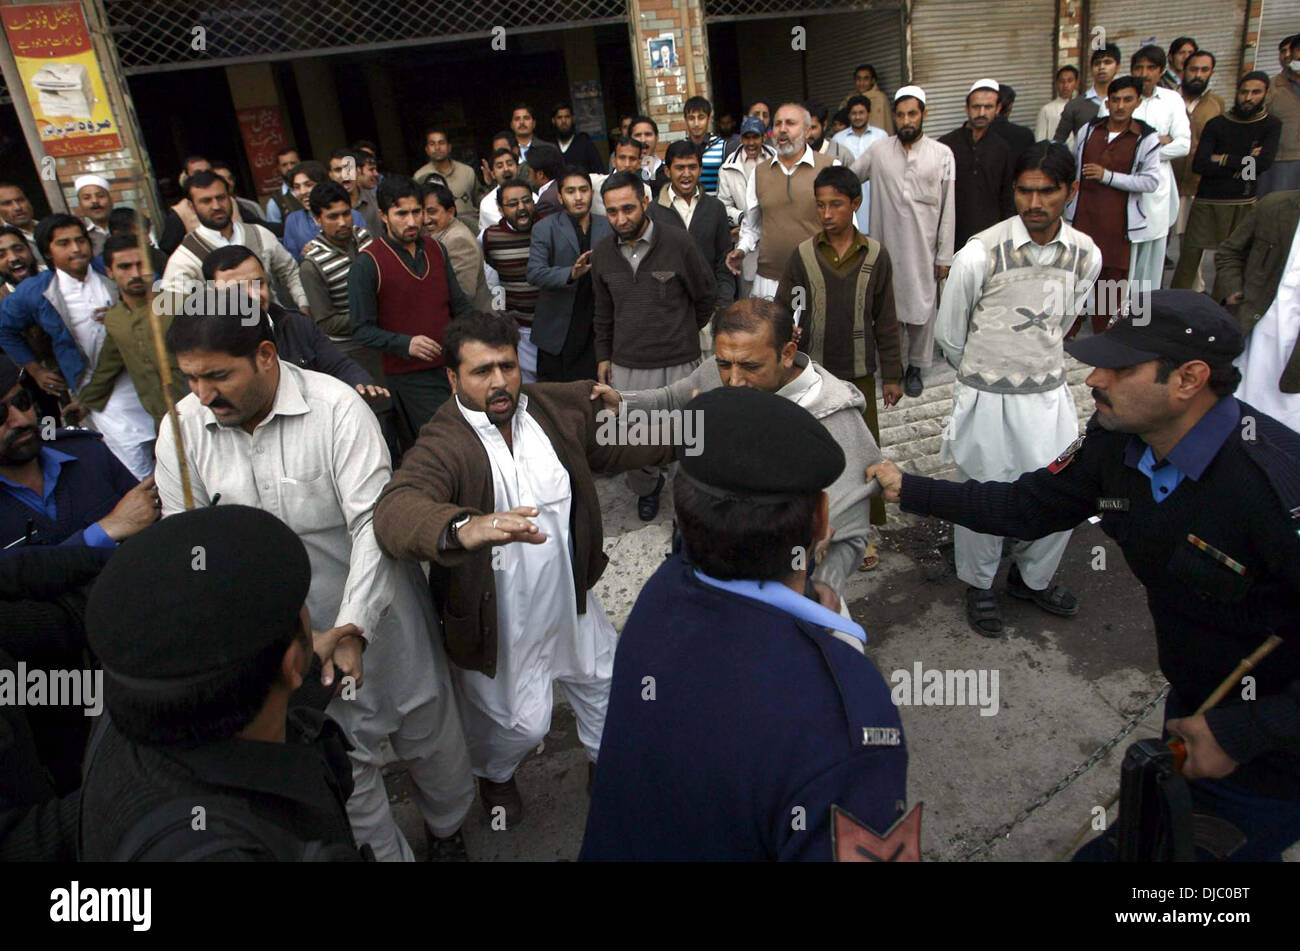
[1057,632,1284,860]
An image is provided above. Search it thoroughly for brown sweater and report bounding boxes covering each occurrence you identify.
[754,150,836,280]
[591,221,716,368]
[372,381,673,675]
[775,231,903,383]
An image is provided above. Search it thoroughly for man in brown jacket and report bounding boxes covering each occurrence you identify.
[1216,189,1300,419]
[373,310,672,826]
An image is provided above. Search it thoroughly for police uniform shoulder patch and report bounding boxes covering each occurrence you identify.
[1048,434,1085,474]
[831,802,923,862]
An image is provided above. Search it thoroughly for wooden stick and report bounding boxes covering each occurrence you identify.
[133,197,193,509]
[1057,633,1284,861]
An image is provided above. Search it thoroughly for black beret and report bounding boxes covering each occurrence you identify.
[0,353,19,395]
[676,386,845,500]
[1065,289,1243,370]
[87,505,311,689]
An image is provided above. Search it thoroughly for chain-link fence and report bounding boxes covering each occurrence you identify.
[106,0,628,72]
[704,0,895,20]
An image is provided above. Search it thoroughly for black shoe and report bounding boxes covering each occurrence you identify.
[964,586,1004,637]
[903,365,924,398]
[426,826,469,862]
[637,474,665,521]
[1006,565,1079,617]
[479,776,524,827]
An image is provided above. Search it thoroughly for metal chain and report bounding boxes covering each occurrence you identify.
[960,683,1170,860]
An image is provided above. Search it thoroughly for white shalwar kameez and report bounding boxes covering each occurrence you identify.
[1236,221,1300,433]
[936,217,1102,590]
[453,393,615,782]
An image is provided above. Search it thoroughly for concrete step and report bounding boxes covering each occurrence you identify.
[872,356,1097,476]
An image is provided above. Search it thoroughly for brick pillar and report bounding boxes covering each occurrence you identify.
[1058,0,1084,74]
[627,0,712,150]
[1242,0,1263,73]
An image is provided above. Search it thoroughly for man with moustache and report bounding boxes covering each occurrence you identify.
[422,182,491,311]
[1174,71,1280,292]
[1171,51,1226,286]
[0,226,40,303]
[727,103,839,300]
[75,237,188,431]
[510,103,551,166]
[592,172,715,519]
[0,353,157,550]
[1261,35,1300,197]
[412,128,479,231]
[0,183,41,264]
[482,179,540,381]
[850,86,956,398]
[650,141,736,324]
[0,216,156,478]
[264,147,303,225]
[372,310,673,825]
[349,175,474,441]
[74,176,113,256]
[1065,77,1162,337]
[940,79,1015,249]
[935,142,1101,636]
[161,170,308,315]
[157,310,476,862]
[527,169,612,382]
[838,64,893,134]
[592,297,883,609]
[870,291,1300,862]
[477,147,528,234]
[717,118,775,297]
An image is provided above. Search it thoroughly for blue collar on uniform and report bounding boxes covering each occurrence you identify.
[692,569,867,644]
[1123,396,1239,502]
[0,446,76,519]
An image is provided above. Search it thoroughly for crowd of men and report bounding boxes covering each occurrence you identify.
[1,35,1299,864]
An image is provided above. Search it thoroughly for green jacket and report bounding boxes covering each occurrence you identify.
[1215,189,1300,394]
[79,299,188,424]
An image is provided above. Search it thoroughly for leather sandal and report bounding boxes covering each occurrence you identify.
[1007,566,1079,617]
[965,586,1004,637]
[859,541,880,571]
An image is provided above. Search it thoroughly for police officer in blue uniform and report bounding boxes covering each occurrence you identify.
[581,386,910,861]
[0,354,156,550]
[870,290,1300,861]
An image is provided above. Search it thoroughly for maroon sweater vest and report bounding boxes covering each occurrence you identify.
[363,235,451,374]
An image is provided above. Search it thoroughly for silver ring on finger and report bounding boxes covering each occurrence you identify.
[492,518,499,528]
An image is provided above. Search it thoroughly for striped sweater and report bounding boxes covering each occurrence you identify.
[482,221,537,324]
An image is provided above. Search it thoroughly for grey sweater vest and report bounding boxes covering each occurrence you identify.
[958,218,1094,394]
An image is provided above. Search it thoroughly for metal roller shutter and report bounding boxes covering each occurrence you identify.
[1086,1,1250,100]
[804,8,907,114]
[910,0,1057,140]
[734,17,807,111]
[1257,0,1300,73]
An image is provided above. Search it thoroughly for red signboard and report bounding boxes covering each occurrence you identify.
[236,106,290,198]
[1,2,123,156]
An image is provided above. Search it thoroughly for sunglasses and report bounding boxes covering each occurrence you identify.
[1,387,33,416]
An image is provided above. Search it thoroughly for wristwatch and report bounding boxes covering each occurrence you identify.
[447,514,472,549]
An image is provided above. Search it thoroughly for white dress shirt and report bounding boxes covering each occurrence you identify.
[57,268,154,470]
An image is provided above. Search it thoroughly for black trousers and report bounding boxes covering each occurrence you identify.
[536,307,598,383]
